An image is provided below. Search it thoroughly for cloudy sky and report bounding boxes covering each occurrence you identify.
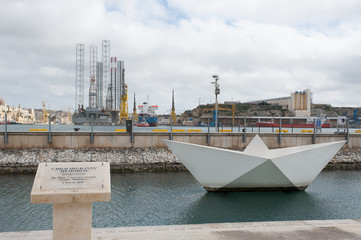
[1,0,361,113]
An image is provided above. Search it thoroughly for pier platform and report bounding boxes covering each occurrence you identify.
[1,219,361,239]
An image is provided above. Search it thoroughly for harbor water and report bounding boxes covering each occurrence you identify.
[1,170,361,233]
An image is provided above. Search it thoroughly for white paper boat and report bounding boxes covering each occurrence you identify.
[163,135,346,192]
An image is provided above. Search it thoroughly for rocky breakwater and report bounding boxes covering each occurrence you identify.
[0,148,184,174]
[0,148,360,174]
[327,148,361,170]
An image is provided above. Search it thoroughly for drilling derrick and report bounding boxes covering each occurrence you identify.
[119,68,128,122]
[132,93,138,122]
[110,57,117,111]
[89,45,97,109]
[105,56,116,111]
[102,40,110,108]
[89,78,97,109]
[75,44,85,111]
[170,89,177,124]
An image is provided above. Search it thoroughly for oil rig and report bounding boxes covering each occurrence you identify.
[73,40,129,125]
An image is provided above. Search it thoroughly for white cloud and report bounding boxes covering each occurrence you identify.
[1,0,361,113]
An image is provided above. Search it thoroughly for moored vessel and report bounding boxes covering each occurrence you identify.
[255,116,332,128]
[0,120,20,125]
[138,101,158,127]
[72,107,119,125]
[255,122,332,128]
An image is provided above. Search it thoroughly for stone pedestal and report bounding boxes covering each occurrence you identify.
[53,202,92,240]
[31,162,111,240]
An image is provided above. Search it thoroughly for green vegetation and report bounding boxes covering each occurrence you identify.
[258,104,283,111]
[235,104,251,113]
[195,103,284,115]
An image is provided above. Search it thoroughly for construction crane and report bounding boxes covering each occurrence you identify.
[349,109,361,128]
[42,101,49,124]
[67,107,72,124]
[119,68,129,121]
[132,93,138,122]
[204,103,236,126]
[170,89,177,124]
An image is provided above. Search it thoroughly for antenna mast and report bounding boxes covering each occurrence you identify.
[170,89,177,124]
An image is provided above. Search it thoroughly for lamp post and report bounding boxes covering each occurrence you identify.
[211,74,220,132]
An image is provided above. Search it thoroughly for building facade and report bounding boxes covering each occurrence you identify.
[0,98,35,124]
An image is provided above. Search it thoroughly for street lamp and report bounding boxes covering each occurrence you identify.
[211,74,220,132]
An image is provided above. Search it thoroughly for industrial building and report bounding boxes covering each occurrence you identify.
[244,89,312,117]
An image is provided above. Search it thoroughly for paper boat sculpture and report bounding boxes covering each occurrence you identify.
[163,135,346,192]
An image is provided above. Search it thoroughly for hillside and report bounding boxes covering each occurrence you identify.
[180,103,360,125]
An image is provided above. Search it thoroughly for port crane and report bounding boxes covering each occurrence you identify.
[42,101,49,124]
[119,68,129,122]
[204,103,236,126]
[349,109,361,127]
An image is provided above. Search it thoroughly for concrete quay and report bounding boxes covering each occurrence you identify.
[1,219,361,239]
[0,132,358,149]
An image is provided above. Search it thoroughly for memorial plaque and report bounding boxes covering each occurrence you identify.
[31,162,111,240]
[43,164,103,190]
[31,162,111,204]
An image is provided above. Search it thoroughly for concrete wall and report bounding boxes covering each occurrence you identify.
[0,132,357,149]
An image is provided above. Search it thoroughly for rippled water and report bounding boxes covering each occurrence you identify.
[1,171,361,232]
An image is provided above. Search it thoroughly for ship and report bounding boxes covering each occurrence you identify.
[163,135,345,192]
[255,115,332,128]
[255,122,332,128]
[72,107,119,125]
[0,119,19,125]
[138,102,158,127]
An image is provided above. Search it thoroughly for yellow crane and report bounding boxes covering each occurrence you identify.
[119,69,129,122]
[119,85,129,121]
[204,103,236,125]
[42,101,49,123]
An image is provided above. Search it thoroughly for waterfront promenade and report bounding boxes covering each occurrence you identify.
[1,219,361,239]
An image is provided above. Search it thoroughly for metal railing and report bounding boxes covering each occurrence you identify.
[1,116,354,146]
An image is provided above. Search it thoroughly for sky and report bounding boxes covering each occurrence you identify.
[1,0,361,114]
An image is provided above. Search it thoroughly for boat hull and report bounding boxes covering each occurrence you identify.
[205,186,307,192]
[136,124,149,127]
[255,122,331,128]
[163,136,345,192]
[138,116,158,127]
